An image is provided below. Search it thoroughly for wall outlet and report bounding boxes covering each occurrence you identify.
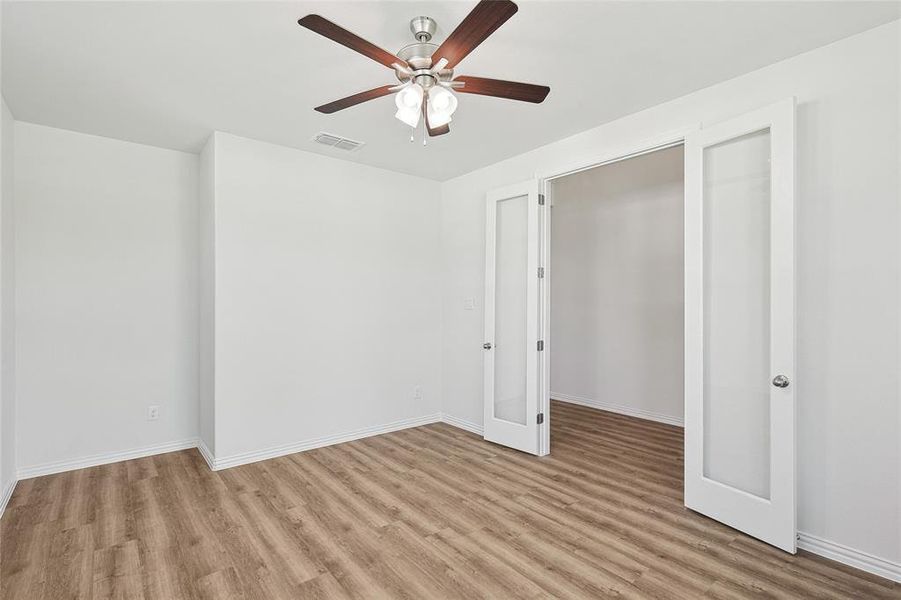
[147,405,160,421]
[413,386,423,401]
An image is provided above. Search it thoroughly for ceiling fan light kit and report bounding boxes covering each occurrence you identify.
[298,0,550,140]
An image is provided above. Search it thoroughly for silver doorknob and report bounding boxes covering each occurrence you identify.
[483,343,492,350]
[772,375,790,388]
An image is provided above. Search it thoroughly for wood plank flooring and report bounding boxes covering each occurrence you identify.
[1,400,897,599]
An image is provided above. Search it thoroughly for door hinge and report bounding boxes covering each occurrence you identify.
[537,413,544,425]
[537,266,545,278]
[538,194,545,205]
[537,340,544,351]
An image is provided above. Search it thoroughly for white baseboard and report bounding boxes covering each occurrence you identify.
[552,392,684,427]
[440,413,484,435]
[0,477,16,519]
[798,531,901,583]
[208,413,443,471]
[196,438,216,471]
[16,438,199,480]
[15,414,449,477]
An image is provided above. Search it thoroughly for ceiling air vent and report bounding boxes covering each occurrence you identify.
[313,132,365,152]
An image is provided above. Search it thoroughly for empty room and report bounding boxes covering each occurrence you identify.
[0,1,899,598]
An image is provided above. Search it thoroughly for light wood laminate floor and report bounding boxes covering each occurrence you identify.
[1,401,897,599]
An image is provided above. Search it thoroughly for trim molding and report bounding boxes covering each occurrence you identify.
[440,413,484,436]
[15,413,450,477]
[797,532,901,584]
[196,439,216,471]
[0,477,16,519]
[17,438,199,480]
[208,413,443,471]
[552,392,684,427]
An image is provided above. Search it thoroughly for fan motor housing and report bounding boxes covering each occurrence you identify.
[397,42,437,70]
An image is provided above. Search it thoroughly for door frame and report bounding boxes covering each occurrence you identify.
[535,126,697,456]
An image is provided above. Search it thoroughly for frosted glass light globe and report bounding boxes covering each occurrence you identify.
[427,87,458,128]
[395,84,424,110]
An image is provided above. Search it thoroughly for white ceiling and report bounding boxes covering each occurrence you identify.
[4,1,899,181]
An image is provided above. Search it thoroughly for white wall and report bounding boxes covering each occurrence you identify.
[439,22,900,564]
[210,133,443,462]
[0,2,17,508]
[550,146,684,423]
[198,135,216,455]
[0,98,15,501]
[14,123,199,472]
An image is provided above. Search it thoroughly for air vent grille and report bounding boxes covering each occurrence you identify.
[313,132,365,152]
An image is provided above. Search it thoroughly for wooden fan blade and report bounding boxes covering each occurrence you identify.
[428,122,450,136]
[422,94,450,136]
[314,85,394,114]
[454,76,550,103]
[432,0,518,69]
[298,14,405,69]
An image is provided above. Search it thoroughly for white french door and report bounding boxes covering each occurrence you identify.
[483,180,542,455]
[684,99,796,552]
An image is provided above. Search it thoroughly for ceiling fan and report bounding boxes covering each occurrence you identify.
[297,0,550,140]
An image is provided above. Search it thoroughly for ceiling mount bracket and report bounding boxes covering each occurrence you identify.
[410,16,437,42]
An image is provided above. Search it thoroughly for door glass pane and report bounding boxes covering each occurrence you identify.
[494,194,528,425]
[702,128,771,499]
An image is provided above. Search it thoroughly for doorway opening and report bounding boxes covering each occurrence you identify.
[546,144,686,450]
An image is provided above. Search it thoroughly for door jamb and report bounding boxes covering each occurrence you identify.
[535,127,698,456]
